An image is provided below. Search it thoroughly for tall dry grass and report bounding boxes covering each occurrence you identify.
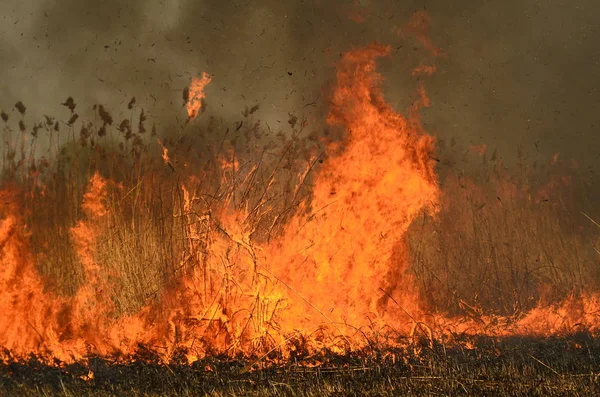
[409,143,600,316]
[0,98,598,322]
[1,99,317,321]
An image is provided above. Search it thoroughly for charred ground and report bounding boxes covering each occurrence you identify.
[1,335,599,396]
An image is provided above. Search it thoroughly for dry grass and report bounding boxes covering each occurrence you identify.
[1,99,317,318]
[409,145,599,316]
[0,98,599,395]
[1,98,598,321]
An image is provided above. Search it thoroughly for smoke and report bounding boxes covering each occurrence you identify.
[1,0,599,168]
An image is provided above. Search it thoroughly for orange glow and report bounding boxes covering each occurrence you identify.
[399,11,444,56]
[469,143,487,156]
[186,72,212,120]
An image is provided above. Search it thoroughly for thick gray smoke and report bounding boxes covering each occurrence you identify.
[1,0,599,168]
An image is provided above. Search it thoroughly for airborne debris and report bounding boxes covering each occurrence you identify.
[62,97,76,112]
[14,101,26,115]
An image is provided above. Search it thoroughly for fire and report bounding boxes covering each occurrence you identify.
[186,72,212,120]
[265,44,439,334]
[0,41,598,367]
[157,138,175,171]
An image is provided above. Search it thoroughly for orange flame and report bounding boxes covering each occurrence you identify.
[187,72,212,120]
[266,44,439,335]
[157,139,174,171]
[0,43,598,366]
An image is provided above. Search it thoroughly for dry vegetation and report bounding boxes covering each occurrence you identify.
[2,99,597,318]
[409,143,600,316]
[1,98,317,315]
[0,98,599,395]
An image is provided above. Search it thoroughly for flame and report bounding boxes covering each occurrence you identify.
[0,177,149,363]
[0,43,598,366]
[186,72,212,120]
[265,44,439,335]
[157,139,175,171]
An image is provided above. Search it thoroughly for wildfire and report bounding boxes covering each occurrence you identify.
[0,42,598,367]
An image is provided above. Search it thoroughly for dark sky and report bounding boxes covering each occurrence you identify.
[1,0,599,168]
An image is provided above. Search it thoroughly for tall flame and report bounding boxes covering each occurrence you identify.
[266,44,439,333]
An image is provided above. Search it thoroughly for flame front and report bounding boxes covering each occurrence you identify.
[0,45,598,365]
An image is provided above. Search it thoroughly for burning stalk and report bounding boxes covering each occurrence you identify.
[186,72,212,121]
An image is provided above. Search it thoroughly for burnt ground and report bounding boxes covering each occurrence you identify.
[0,335,599,396]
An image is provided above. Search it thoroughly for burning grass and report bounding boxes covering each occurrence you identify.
[1,335,600,396]
[0,44,598,393]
